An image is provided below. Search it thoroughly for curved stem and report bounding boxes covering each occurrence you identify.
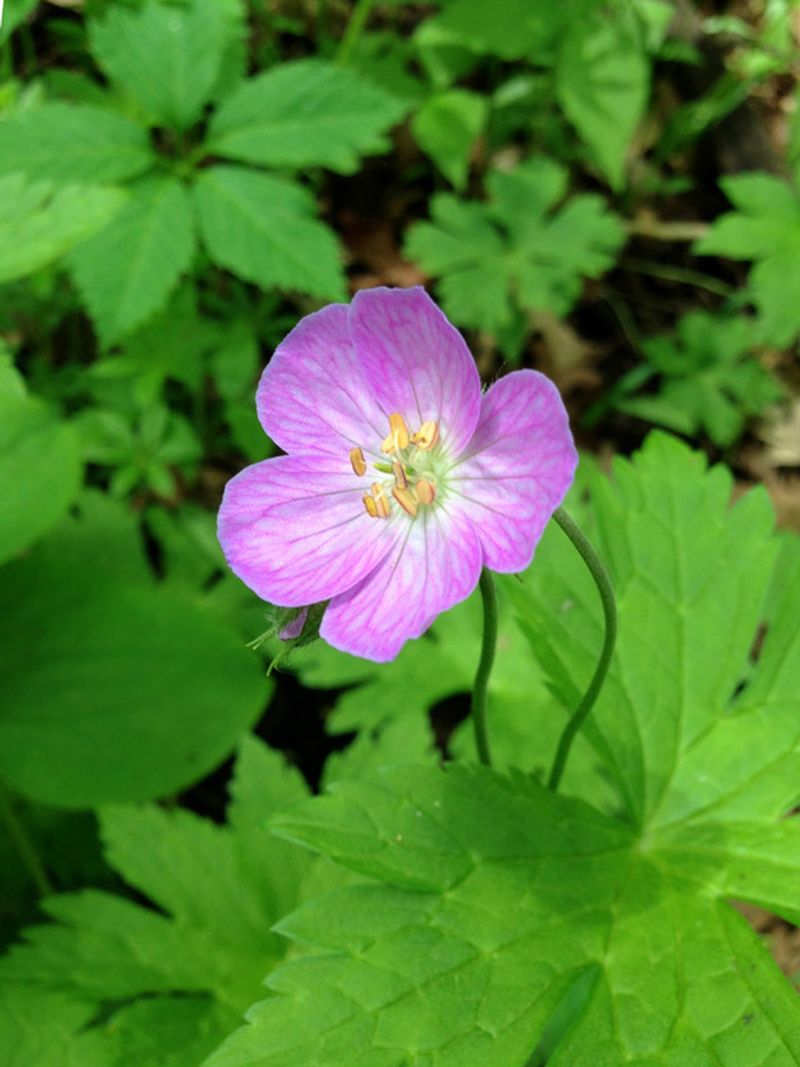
[547,507,617,793]
[0,784,53,897]
[335,0,377,65]
[472,569,498,767]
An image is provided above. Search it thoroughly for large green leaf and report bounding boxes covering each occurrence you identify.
[89,0,237,129]
[67,176,196,346]
[0,174,125,284]
[200,435,800,1066]
[207,59,408,174]
[194,166,345,299]
[0,738,311,1067]
[0,361,82,565]
[0,498,268,807]
[0,103,155,183]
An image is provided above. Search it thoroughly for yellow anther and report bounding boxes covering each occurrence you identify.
[415,478,436,506]
[350,447,367,477]
[411,420,439,450]
[363,493,379,518]
[371,483,391,518]
[392,461,408,490]
[381,412,410,454]
[392,485,418,518]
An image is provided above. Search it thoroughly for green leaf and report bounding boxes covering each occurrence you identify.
[67,177,196,346]
[555,13,649,188]
[200,435,800,1066]
[0,500,268,807]
[695,172,800,346]
[434,0,561,61]
[0,986,107,1067]
[194,165,345,300]
[89,0,236,129]
[0,363,82,565]
[0,103,155,183]
[0,174,125,284]
[405,157,624,333]
[614,312,781,446]
[207,59,408,173]
[0,0,37,45]
[411,88,487,190]
[0,739,312,1066]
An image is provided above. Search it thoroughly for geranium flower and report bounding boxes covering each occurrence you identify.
[218,286,577,662]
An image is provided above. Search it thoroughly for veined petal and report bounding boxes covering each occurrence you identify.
[321,504,482,662]
[257,304,385,459]
[217,455,401,607]
[449,370,578,572]
[349,286,481,456]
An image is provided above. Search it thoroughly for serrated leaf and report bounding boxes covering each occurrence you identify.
[207,59,408,173]
[695,172,800,346]
[89,0,235,129]
[0,174,125,284]
[199,434,800,1066]
[0,365,82,564]
[405,157,624,333]
[411,88,487,190]
[67,176,196,346]
[555,14,649,188]
[0,738,312,1066]
[0,103,154,183]
[194,165,345,299]
[0,500,268,807]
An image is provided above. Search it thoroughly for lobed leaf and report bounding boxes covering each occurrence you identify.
[194,165,345,300]
[208,59,408,173]
[0,103,155,183]
[67,177,196,346]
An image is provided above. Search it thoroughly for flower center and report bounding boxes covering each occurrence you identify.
[350,412,442,520]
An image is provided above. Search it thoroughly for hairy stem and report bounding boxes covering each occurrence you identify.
[547,507,617,792]
[472,569,498,767]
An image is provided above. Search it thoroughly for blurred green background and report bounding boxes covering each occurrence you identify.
[1,0,800,1061]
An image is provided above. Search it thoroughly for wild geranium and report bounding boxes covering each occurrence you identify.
[218,286,578,662]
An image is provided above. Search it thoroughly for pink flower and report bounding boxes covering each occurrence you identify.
[218,287,578,662]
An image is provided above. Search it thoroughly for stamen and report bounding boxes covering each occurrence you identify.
[392,462,408,490]
[416,478,436,505]
[362,493,379,518]
[349,447,367,477]
[371,483,391,518]
[411,420,439,450]
[392,485,418,518]
[381,412,410,453]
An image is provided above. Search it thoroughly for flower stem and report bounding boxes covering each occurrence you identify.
[547,507,617,793]
[335,0,377,65]
[472,569,498,767]
[0,784,53,897]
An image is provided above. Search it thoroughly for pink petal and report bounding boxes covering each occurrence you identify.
[217,454,402,607]
[449,370,577,573]
[257,304,385,460]
[320,505,483,662]
[349,286,481,456]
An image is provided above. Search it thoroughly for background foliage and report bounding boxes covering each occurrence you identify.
[1,1,800,1064]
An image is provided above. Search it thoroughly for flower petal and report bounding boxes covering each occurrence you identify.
[217,454,402,606]
[449,370,578,572]
[257,304,385,459]
[320,504,482,662]
[349,286,481,456]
